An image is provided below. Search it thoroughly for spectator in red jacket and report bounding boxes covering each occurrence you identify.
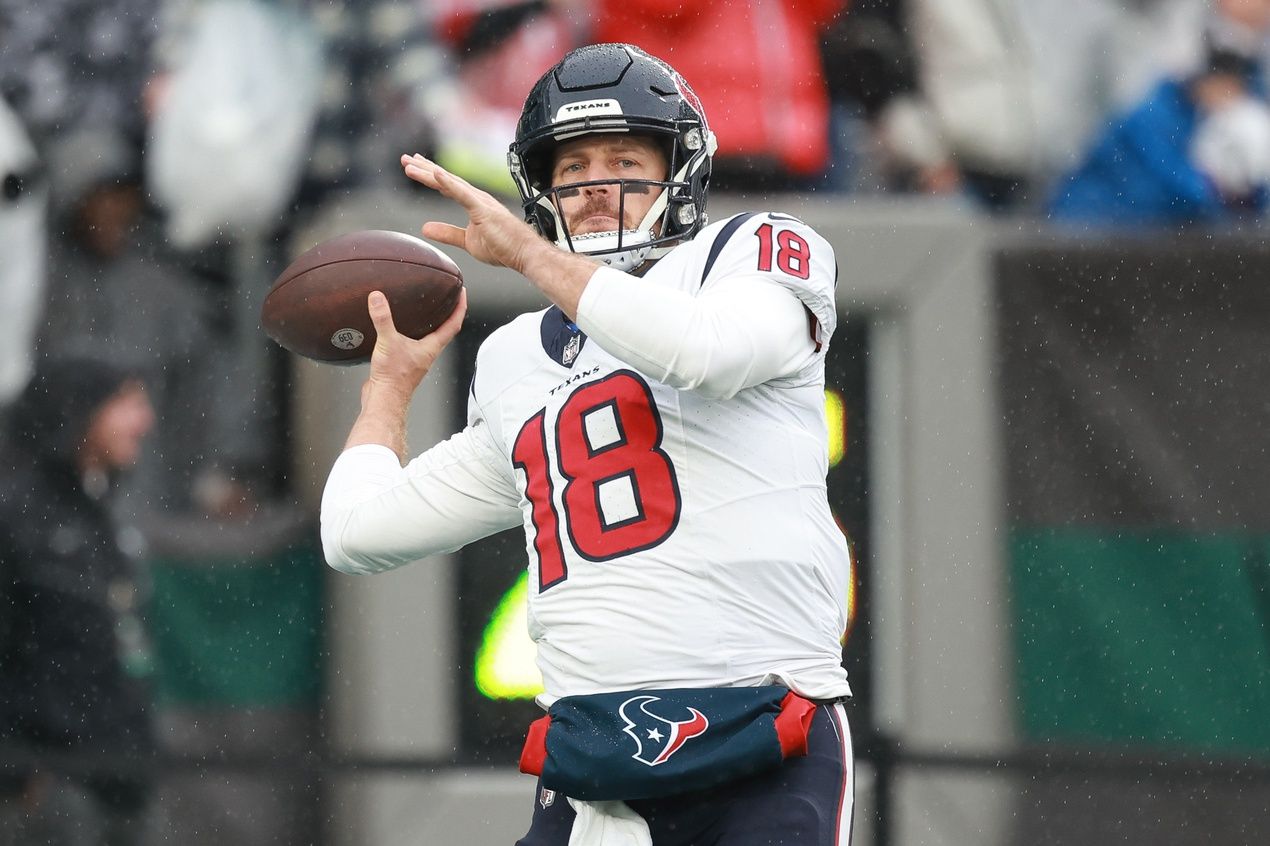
[591,0,847,191]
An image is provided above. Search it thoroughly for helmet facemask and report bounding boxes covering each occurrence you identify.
[514,127,710,272]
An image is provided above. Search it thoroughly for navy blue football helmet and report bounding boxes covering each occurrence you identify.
[508,43,717,271]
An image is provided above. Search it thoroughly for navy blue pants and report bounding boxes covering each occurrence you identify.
[516,702,854,846]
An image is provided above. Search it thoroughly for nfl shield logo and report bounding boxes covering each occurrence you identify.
[539,787,556,809]
[562,333,581,367]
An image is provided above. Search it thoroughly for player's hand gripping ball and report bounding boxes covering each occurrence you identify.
[261,229,464,364]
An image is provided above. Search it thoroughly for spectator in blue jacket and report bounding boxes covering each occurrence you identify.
[1048,26,1270,227]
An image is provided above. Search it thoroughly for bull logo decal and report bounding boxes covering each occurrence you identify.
[618,695,710,766]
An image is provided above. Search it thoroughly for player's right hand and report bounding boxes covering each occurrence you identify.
[401,153,545,274]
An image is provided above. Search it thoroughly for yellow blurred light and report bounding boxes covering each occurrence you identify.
[474,571,544,700]
[825,389,845,467]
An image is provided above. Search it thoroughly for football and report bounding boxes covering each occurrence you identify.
[261,229,464,364]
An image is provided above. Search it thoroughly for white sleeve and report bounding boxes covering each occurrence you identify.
[320,420,522,575]
[574,266,815,400]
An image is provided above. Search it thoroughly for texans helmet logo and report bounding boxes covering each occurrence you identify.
[618,695,710,766]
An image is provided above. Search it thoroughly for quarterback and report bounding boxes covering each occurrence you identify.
[321,43,854,845]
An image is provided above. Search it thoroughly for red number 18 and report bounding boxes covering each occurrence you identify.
[511,371,682,591]
[755,222,812,280]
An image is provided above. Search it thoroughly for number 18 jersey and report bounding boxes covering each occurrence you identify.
[469,212,852,703]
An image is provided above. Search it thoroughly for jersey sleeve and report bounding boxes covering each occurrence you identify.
[699,212,839,350]
[320,419,522,575]
[573,213,837,399]
[576,269,814,399]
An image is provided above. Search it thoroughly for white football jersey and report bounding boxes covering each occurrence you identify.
[323,212,852,703]
[467,212,851,701]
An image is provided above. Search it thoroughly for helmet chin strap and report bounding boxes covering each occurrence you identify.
[563,230,654,272]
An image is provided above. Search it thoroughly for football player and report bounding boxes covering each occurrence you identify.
[321,43,854,845]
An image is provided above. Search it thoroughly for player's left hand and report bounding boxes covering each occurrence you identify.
[401,153,546,274]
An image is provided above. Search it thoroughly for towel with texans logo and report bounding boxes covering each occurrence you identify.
[519,685,816,801]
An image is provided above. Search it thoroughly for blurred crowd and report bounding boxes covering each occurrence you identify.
[3,0,1270,843]
[3,0,1270,487]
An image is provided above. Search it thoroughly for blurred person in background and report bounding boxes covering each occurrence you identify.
[0,97,46,408]
[1048,0,1270,226]
[0,0,160,417]
[0,0,160,152]
[146,0,443,495]
[589,0,846,192]
[149,0,443,237]
[430,0,587,196]
[0,357,160,846]
[36,127,219,515]
[820,0,1037,210]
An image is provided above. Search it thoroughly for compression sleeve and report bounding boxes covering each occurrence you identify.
[321,421,522,575]
[574,266,815,400]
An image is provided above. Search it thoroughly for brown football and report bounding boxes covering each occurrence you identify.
[261,229,463,364]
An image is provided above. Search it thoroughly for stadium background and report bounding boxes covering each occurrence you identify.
[135,190,1270,844]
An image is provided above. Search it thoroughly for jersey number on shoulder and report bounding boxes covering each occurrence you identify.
[512,370,682,591]
[755,222,811,280]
